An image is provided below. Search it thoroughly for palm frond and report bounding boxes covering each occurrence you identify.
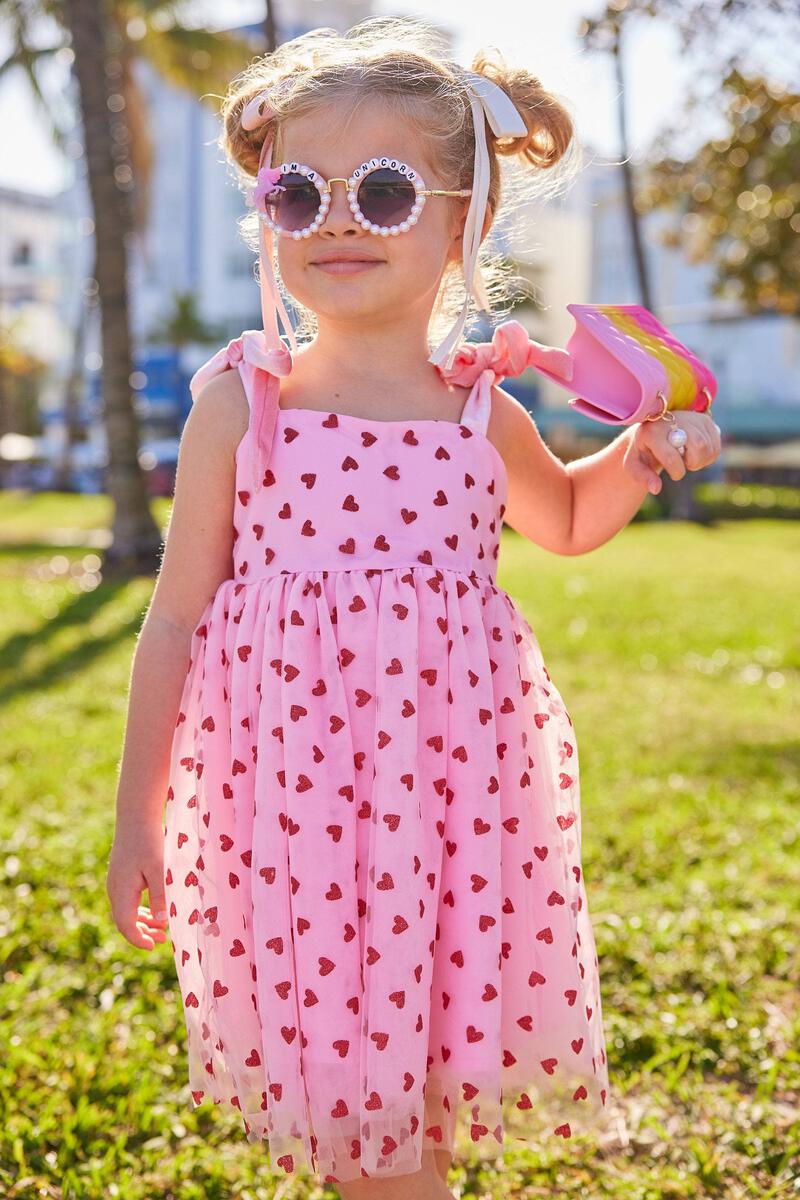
[0,47,73,150]
[137,23,256,103]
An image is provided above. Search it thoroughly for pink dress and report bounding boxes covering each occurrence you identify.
[163,324,611,1185]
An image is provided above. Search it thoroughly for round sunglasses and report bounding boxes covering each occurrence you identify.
[254,155,472,239]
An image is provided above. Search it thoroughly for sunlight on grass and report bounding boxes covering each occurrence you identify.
[1,509,797,1198]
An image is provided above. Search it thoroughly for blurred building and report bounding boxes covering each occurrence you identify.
[22,6,800,493]
[0,184,80,489]
[496,156,800,473]
[0,186,61,307]
[0,185,73,365]
[35,1,377,488]
[131,1,376,355]
[491,162,593,413]
[589,162,800,429]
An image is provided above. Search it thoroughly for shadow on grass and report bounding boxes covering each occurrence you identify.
[678,736,800,788]
[0,570,146,704]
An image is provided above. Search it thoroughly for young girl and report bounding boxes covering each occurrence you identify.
[106,18,721,1199]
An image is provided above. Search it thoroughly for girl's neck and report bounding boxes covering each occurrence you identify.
[293,316,441,392]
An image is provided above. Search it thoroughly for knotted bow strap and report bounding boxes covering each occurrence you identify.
[435,319,574,420]
[189,328,294,492]
[189,328,291,398]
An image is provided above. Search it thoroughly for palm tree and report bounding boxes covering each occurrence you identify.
[52,250,95,492]
[264,0,277,54]
[578,4,707,521]
[578,8,653,312]
[62,0,161,571]
[147,291,227,349]
[0,0,254,570]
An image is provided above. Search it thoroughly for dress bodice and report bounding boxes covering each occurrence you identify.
[231,405,507,583]
[188,321,560,586]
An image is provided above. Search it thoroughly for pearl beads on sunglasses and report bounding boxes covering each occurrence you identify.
[259,156,427,240]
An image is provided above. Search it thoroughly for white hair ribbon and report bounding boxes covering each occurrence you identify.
[427,72,528,372]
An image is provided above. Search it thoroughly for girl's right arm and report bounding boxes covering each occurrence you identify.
[106,370,249,951]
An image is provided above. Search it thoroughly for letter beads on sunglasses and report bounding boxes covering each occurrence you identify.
[247,154,472,239]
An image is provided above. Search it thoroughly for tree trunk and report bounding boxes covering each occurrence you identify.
[264,0,277,51]
[614,24,704,522]
[62,0,163,574]
[53,249,95,492]
[613,28,652,313]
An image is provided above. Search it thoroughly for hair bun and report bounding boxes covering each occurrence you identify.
[470,51,575,171]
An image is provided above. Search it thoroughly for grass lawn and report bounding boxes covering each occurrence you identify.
[1,493,798,1199]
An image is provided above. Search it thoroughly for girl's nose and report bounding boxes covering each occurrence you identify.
[322,178,360,233]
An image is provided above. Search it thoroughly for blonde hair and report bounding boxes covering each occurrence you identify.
[219,16,582,349]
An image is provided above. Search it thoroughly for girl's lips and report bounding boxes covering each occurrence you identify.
[312,260,384,275]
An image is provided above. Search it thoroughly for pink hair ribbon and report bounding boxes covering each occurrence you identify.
[241,90,273,131]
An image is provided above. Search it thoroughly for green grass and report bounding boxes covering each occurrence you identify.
[1,496,798,1199]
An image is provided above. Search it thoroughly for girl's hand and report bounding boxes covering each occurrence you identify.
[623,411,722,495]
[106,824,170,951]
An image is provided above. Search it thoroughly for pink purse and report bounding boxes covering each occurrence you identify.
[528,304,717,425]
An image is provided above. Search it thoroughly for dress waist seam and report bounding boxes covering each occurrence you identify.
[229,563,499,586]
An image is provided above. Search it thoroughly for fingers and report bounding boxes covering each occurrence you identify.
[643,421,687,480]
[147,879,169,926]
[645,413,722,478]
[683,413,722,470]
[622,434,664,494]
[660,439,688,480]
[117,905,168,951]
[135,904,170,951]
[626,411,722,493]
[687,433,711,471]
[119,906,168,952]
[137,874,171,950]
[107,863,170,952]
[115,909,165,951]
[707,418,723,460]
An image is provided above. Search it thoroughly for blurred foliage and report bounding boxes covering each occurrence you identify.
[578,0,799,315]
[0,319,46,379]
[0,0,254,231]
[641,72,799,315]
[578,0,798,60]
[695,482,800,519]
[146,291,227,347]
[0,318,47,438]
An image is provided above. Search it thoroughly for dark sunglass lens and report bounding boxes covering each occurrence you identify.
[358,168,416,227]
[266,171,321,231]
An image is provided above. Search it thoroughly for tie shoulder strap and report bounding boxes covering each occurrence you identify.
[435,320,574,433]
[188,329,294,491]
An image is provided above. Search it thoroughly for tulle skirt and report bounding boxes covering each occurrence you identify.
[163,565,611,1183]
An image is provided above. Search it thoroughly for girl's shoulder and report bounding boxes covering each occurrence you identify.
[186,367,250,464]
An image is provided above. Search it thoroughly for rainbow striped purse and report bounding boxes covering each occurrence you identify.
[530,304,717,425]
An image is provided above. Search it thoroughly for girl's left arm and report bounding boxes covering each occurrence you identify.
[565,410,721,553]
[491,387,722,556]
